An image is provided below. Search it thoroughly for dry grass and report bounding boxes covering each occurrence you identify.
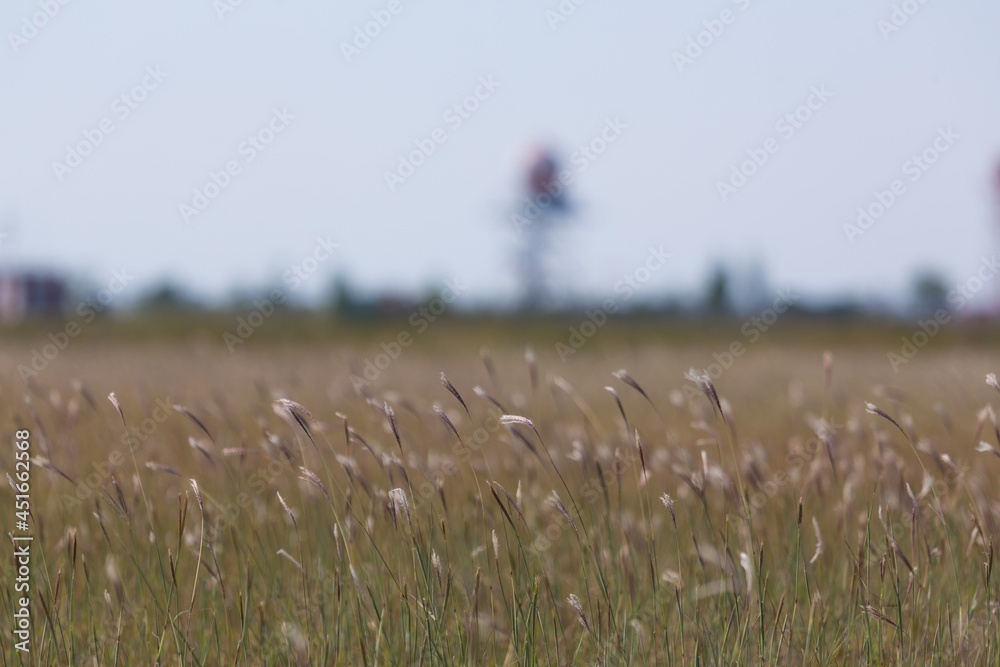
[2,337,1000,665]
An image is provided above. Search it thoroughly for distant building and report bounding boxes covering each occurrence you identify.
[0,271,67,321]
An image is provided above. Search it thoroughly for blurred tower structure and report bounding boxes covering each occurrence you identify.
[514,146,571,311]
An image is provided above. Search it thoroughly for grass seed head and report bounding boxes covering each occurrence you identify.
[500,414,534,429]
[739,551,754,599]
[810,516,824,564]
[189,478,204,512]
[388,488,411,525]
[660,493,677,529]
[298,467,332,502]
[566,594,591,632]
[145,462,180,476]
[432,550,443,587]
[277,491,297,529]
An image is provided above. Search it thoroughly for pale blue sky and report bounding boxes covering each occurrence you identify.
[1,1,998,308]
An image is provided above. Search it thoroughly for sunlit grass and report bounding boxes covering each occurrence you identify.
[2,336,1000,665]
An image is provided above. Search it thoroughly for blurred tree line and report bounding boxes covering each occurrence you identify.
[117,265,958,321]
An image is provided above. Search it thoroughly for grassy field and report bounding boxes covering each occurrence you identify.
[3,320,1000,664]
